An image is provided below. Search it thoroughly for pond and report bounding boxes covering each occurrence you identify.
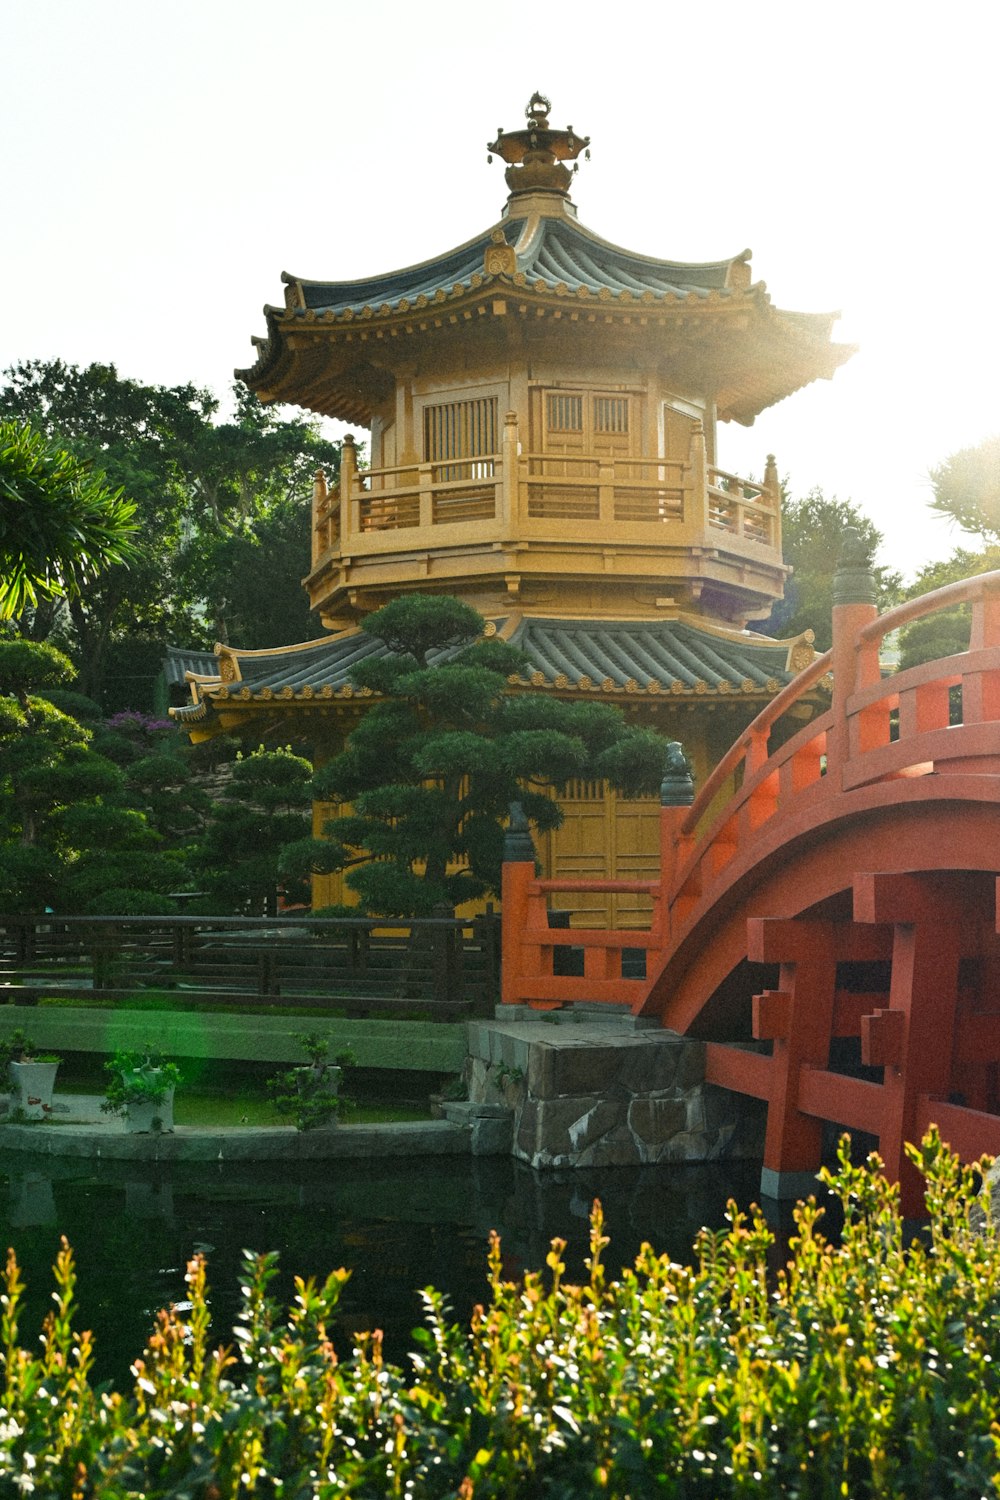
[0,1151,789,1386]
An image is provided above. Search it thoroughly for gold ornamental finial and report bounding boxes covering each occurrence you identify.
[487,94,590,200]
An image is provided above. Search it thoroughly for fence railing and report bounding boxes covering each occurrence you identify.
[0,912,500,1020]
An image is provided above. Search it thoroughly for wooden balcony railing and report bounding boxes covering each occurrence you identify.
[311,418,782,567]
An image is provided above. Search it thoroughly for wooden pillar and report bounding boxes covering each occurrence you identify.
[748,917,840,1200]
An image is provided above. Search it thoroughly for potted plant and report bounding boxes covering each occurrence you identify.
[267,1032,356,1131]
[102,1046,181,1133]
[0,1029,61,1122]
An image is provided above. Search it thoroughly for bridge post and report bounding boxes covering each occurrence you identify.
[659,742,695,933]
[500,803,539,1008]
[853,872,970,1217]
[828,530,878,787]
[747,917,840,1199]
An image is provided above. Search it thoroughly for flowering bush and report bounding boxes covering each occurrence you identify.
[0,1130,997,1496]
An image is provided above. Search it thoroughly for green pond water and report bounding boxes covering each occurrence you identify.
[0,1152,781,1387]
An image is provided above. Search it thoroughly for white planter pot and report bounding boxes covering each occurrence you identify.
[8,1059,59,1121]
[124,1087,175,1133]
[122,1072,175,1134]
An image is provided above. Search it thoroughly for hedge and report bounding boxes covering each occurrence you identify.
[1,1130,998,1497]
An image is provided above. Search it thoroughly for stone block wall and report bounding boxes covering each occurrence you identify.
[465,1019,764,1169]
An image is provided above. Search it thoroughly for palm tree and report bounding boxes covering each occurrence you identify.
[0,419,137,618]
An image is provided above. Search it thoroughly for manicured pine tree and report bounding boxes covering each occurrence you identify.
[0,641,189,912]
[280,595,667,916]
[195,746,313,916]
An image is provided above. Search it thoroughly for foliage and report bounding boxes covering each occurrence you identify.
[280,594,666,916]
[928,434,1000,539]
[0,418,138,618]
[0,361,341,705]
[195,745,313,915]
[0,1029,60,1075]
[267,1033,357,1131]
[0,1132,998,1495]
[896,543,1000,671]
[0,641,186,912]
[101,1047,182,1116]
[765,487,902,649]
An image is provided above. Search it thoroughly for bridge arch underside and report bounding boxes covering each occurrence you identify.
[643,780,1000,1213]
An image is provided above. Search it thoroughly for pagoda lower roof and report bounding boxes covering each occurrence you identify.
[171,615,817,729]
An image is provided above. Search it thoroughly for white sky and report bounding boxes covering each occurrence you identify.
[3,0,998,582]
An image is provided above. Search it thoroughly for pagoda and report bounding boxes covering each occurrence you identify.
[175,95,853,916]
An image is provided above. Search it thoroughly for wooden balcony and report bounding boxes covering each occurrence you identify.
[309,415,783,612]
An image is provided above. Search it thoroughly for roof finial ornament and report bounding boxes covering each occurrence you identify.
[526,91,551,129]
[488,94,591,203]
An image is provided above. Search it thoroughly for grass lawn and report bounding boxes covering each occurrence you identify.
[50,1054,435,1128]
[174,1094,429,1127]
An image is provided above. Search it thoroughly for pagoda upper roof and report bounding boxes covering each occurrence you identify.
[171,614,818,731]
[238,94,853,425]
[289,213,737,320]
[239,198,850,425]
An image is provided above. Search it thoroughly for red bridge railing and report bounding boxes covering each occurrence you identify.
[501,571,1000,1010]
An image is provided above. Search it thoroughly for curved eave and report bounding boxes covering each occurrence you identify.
[240,278,851,427]
[171,620,823,740]
[720,333,857,426]
[237,210,752,404]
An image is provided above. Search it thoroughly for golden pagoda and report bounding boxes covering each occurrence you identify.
[175,94,852,917]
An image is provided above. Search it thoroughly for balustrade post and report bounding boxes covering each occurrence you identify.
[598,461,615,526]
[970,579,1000,650]
[414,460,433,529]
[501,410,519,529]
[763,452,781,551]
[311,468,328,565]
[429,903,460,1009]
[340,433,358,540]
[828,529,878,786]
[689,420,708,533]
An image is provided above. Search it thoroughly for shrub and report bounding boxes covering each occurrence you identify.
[0,1131,997,1496]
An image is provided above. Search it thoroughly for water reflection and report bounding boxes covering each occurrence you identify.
[1,1152,777,1386]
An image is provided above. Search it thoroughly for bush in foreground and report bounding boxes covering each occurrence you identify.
[1,1131,998,1497]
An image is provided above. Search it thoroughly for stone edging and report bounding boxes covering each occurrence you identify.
[0,1120,469,1162]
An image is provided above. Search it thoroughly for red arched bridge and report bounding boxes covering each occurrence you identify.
[502,573,1000,1213]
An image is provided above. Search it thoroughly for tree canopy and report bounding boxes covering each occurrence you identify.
[765,488,902,649]
[0,361,341,706]
[280,595,668,916]
[928,434,1000,539]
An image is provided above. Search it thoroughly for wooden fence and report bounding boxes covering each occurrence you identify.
[0,912,500,1021]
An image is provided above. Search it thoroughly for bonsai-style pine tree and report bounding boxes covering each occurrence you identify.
[280,595,666,916]
[196,745,313,916]
[0,641,189,912]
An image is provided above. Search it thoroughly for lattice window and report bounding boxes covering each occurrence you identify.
[593,396,629,434]
[561,778,606,801]
[424,397,498,477]
[546,393,584,432]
